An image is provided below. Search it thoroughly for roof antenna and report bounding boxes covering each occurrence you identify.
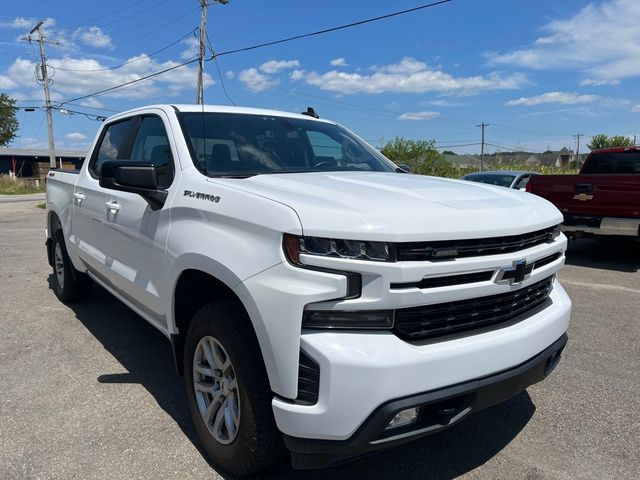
[301,107,319,119]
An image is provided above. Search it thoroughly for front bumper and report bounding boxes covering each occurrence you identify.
[272,281,571,441]
[284,333,568,469]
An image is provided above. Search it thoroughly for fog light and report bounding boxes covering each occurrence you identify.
[386,407,419,430]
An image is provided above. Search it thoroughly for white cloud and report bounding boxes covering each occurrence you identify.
[239,67,277,92]
[292,57,528,95]
[632,105,640,113]
[580,78,620,87]
[2,56,214,101]
[506,92,599,107]
[259,59,300,74]
[65,132,87,141]
[398,111,440,121]
[330,57,347,67]
[225,70,235,79]
[487,0,640,84]
[74,26,113,49]
[0,75,16,89]
[0,17,56,30]
[180,36,199,60]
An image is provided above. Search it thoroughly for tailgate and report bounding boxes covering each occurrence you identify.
[529,174,640,218]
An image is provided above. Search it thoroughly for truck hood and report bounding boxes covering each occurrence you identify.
[216,172,562,241]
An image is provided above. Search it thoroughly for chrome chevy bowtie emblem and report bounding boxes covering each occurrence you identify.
[572,193,594,201]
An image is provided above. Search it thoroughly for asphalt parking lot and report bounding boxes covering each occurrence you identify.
[1,200,638,480]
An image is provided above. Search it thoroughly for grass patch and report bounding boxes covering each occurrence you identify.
[37,201,46,209]
[0,175,45,195]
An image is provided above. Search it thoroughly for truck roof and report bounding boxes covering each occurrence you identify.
[106,104,336,125]
[590,146,639,154]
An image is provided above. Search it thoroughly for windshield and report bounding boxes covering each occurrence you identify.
[582,151,640,174]
[463,173,516,187]
[178,112,396,177]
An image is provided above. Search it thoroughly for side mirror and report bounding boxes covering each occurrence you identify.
[396,163,412,173]
[100,161,168,210]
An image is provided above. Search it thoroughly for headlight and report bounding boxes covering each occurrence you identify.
[283,234,394,264]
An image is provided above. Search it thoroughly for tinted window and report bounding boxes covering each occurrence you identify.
[178,112,395,176]
[463,173,516,187]
[129,116,174,188]
[513,175,530,189]
[91,119,134,176]
[582,151,640,174]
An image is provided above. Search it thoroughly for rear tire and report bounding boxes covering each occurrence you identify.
[51,229,93,303]
[183,301,284,476]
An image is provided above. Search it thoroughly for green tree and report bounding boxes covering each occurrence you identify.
[587,133,634,151]
[442,150,457,155]
[0,93,19,147]
[381,137,454,176]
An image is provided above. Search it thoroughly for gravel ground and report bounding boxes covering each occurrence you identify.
[1,201,638,480]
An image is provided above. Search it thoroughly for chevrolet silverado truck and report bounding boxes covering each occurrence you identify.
[46,105,571,475]
[527,147,640,238]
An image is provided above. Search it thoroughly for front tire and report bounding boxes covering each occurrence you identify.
[183,301,283,476]
[51,229,93,303]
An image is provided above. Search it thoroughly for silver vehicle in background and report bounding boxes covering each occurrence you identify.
[461,170,538,190]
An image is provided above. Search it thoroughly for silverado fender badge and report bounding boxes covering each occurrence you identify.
[183,190,221,203]
[572,193,594,201]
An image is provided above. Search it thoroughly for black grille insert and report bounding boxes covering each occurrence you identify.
[394,276,554,341]
[296,350,320,405]
[396,225,559,261]
[390,270,494,290]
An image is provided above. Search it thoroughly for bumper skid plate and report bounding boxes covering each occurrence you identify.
[284,333,568,470]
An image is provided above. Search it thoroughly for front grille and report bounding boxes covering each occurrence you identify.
[396,225,559,261]
[296,350,320,405]
[394,276,554,341]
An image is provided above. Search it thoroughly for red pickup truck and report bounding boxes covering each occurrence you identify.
[527,147,640,238]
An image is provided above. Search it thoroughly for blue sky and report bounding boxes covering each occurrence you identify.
[1,0,639,154]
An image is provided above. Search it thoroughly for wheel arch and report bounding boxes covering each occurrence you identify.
[168,260,280,396]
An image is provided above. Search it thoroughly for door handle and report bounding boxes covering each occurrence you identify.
[73,192,86,202]
[106,201,120,212]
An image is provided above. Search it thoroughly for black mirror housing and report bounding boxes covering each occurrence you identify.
[396,163,412,173]
[100,161,167,210]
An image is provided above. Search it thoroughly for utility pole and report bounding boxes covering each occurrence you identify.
[26,21,58,168]
[196,0,229,105]
[476,122,489,171]
[573,133,583,166]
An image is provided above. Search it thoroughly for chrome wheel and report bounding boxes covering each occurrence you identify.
[193,336,241,445]
[54,243,65,290]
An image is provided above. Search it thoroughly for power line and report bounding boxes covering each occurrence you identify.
[53,28,198,73]
[54,1,453,108]
[213,0,453,58]
[72,0,152,29]
[206,31,235,105]
[57,57,200,107]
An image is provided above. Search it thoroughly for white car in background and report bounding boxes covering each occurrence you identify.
[462,170,538,190]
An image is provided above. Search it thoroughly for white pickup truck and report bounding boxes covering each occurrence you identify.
[46,104,571,475]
